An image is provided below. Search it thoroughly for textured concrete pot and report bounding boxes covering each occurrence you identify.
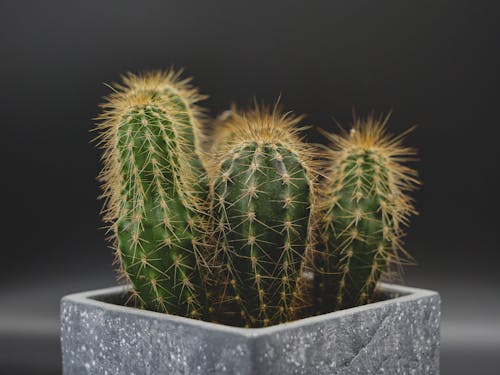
[61,283,440,374]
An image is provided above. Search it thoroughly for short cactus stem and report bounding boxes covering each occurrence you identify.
[95,70,209,318]
[319,115,418,311]
[209,105,319,327]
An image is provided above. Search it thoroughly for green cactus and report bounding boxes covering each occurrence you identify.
[318,115,418,312]
[95,70,209,319]
[92,66,423,326]
[209,105,318,327]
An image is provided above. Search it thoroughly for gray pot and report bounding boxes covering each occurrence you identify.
[61,283,440,374]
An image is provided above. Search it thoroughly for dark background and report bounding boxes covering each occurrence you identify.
[1,1,499,373]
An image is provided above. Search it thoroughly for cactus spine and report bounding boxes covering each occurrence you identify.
[95,70,208,318]
[319,115,418,311]
[209,105,318,327]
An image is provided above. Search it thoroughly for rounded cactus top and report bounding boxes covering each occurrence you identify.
[209,102,321,181]
[320,114,420,204]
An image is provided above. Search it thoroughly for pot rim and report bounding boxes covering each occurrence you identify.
[61,283,438,337]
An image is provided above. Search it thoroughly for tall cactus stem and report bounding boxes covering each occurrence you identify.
[209,104,320,327]
[318,114,419,312]
[94,70,209,318]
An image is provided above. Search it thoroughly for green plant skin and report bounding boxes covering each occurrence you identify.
[212,141,312,327]
[114,90,207,319]
[320,149,396,311]
[162,91,207,192]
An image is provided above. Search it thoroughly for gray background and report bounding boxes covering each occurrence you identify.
[1,0,499,373]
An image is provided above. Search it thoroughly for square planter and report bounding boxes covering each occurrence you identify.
[61,283,440,374]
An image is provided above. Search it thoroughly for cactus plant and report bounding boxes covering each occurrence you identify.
[91,66,423,329]
[208,104,319,327]
[95,70,209,319]
[317,114,419,312]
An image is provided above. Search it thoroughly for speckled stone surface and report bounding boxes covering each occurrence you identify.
[61,283,440,374]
